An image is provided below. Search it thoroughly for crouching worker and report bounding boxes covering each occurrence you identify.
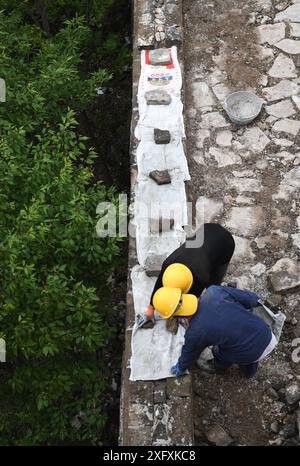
[154,285,277,379]
[138,223,235,328]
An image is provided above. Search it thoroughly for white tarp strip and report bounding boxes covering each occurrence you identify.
[135,226,186,270]
[134,178,188,222]
[136,138,190,181]
[130,266,186,381]
[130,46,189,381]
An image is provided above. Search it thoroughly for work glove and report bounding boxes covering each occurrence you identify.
[171,362,186,377]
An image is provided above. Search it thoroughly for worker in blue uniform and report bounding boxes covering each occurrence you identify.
[170,285,277,379]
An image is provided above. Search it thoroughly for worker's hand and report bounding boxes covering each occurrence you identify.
[171,362,185,377]
[145,305,155,318]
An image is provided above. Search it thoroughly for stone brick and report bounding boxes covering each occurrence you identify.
[149,170,171,185]
[128,402,154,427]
[154,128,171,144]
[128,380,154,405]
[166,397,194,445]
[144,253,167,276]
[145,89,172,105]
[149,48,172,65]
[154,380,167,403]
[167,375,192,398]
[164,0,183,46]
[125,425,153,446]
[136,0,155,49]
[150,217,175,233]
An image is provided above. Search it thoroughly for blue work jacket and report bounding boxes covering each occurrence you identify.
[178,285,272,370]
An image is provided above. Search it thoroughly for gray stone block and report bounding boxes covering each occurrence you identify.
[167,375,192,398]
[145,254,166,277]
[145,89,171,105]
[154,128,171,144]
[149,170,171,185]
[149,48,172,65]
[154,381,167,403]
[150,217,174,234]
[205,424,233,446]
[269,258,300,293]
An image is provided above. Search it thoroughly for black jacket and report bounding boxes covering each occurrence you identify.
[150,223,235,305]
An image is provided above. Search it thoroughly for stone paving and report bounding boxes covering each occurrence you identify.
[184,0,300,445]
[121,0,300,446]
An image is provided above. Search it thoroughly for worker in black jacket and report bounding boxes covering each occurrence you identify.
[138,223,235,327]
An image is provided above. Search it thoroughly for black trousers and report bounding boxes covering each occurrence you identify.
[213,349,259,379]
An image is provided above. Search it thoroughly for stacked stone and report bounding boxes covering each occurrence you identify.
[136,0,183,48]
[120,0,194,447]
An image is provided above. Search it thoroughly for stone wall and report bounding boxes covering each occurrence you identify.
[119,0,195,447]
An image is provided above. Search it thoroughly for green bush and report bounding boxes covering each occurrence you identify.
[0,2,126,445]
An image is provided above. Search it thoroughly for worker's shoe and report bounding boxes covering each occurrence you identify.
[197,358,229,375]
[196,358,216,374]
[238,362,258,379]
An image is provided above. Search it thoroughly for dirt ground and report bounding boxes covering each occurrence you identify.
[183,0,300,446]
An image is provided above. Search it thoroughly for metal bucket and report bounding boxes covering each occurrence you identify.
[224,91,263,125]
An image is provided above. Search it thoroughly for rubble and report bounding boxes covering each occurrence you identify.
[297,411,300,440]
[205,424,233,446]
[279,424,298,439]
[269,258,300,292]
[285,383,300,405]
[270,421,280,433]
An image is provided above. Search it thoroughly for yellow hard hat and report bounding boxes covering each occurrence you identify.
[153,286,198,319]
[162,263,193,293]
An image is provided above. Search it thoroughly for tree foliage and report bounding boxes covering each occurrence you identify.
[0,1,128,445]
